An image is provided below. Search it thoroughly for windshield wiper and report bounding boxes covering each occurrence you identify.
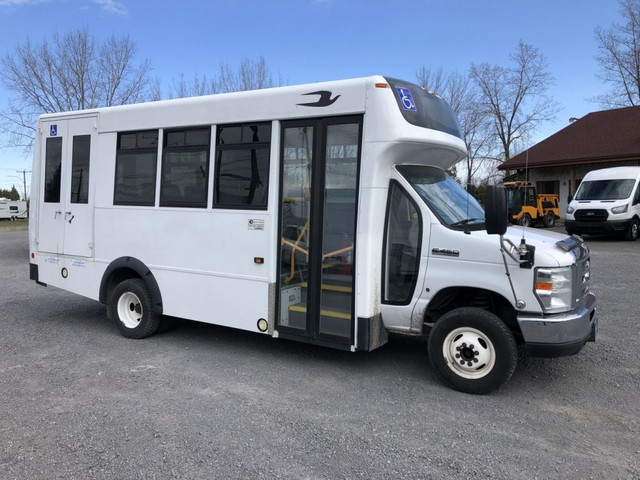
[450,217,483,227]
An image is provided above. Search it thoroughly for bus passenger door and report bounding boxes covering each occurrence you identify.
[38,116,96,257]
[278,117,362,348]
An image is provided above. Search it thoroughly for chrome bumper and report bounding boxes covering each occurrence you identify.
[517,291,597,357]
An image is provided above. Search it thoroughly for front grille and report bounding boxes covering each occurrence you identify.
[574,209,608,222]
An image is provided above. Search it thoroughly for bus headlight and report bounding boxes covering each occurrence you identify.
[611,204,628,214]
[534,266,573,313]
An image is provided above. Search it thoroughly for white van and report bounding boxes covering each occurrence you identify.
[565,166,640,240]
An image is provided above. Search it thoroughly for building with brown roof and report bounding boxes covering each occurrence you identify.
[499,105,640,219]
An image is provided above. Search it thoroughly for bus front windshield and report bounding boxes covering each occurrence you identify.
[397,165,485,230]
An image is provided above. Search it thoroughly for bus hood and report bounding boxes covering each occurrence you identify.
[502,226,585,267]
[429,223,583,268]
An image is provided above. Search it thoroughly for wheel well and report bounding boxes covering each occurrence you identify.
[425,287,521,340]
[99,257,163,315]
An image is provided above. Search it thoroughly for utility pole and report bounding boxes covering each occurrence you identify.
[16,169,31,217]
[15,170,30,200]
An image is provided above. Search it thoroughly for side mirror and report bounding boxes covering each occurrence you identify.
[485,185,508,235]
[567,195,573,203]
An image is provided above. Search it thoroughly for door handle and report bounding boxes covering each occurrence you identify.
[54,210,62,219]
[65,211,74,224]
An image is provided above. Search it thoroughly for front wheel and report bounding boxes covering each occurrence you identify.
[624,218,638,241]
[109,278,161,339]
[428,308,517,394]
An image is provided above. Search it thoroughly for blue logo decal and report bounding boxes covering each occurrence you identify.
[396,87,417,111]
[50,125,58,136]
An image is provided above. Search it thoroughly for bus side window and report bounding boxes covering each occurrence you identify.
[214,123,271,209]
[160,127,210,208]
[114,130,158,206]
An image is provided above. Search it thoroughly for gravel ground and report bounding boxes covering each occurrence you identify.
[0,226,638,479]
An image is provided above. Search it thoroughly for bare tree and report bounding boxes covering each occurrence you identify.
[416,67,446,95]
[160,56,280,100]
[593,0,640,107]
[216,57,275,93]
[168,73,214,99]
[416,68,497,185]
[0,28,151,151]
[471,41,560,162]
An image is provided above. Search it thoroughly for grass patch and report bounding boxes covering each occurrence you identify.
[0,218,28,231]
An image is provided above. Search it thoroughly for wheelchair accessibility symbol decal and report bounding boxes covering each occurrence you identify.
[395,87,417,111]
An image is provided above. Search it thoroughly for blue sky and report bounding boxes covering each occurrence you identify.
[0,0,624,192]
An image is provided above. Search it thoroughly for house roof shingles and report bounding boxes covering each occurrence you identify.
[498,105,640,170]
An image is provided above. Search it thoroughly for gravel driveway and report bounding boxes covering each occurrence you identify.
[1,226,638,479]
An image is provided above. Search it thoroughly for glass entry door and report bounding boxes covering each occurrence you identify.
[278,116,362,346]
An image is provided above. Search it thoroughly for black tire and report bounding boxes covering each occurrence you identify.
[542,213,556,228]
[519,213,532,227]
[624,218,639,241]
[109,278,161,339]
[428,307,517,395]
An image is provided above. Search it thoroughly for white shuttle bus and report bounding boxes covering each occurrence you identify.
[29,76,597,393]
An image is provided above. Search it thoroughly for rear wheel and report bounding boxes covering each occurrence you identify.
[542,213,556,228]
[109,278,161,339]
[624,219,639,241]
[428,308,517,394]
[519,213,532,227]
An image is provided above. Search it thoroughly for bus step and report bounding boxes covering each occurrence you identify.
[300,281,353,293]
[289,305,351,320]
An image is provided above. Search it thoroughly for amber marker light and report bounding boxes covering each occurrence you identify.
[375,83,389,88]
[536,282,553,291]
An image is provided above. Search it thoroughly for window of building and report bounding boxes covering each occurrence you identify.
[536,180,559,195]
[214,123,271,209]
[160,127,211,208]
[114,131,158,206]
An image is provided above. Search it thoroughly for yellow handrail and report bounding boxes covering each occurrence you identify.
[281,233,353,284]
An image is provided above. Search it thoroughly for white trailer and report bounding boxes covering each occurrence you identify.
[29,76,597,393]
[0,198,27,220]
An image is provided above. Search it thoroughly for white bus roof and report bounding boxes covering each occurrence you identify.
[37,75,387,133]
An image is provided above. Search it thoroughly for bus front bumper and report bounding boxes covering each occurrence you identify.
[517,292,597,358]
